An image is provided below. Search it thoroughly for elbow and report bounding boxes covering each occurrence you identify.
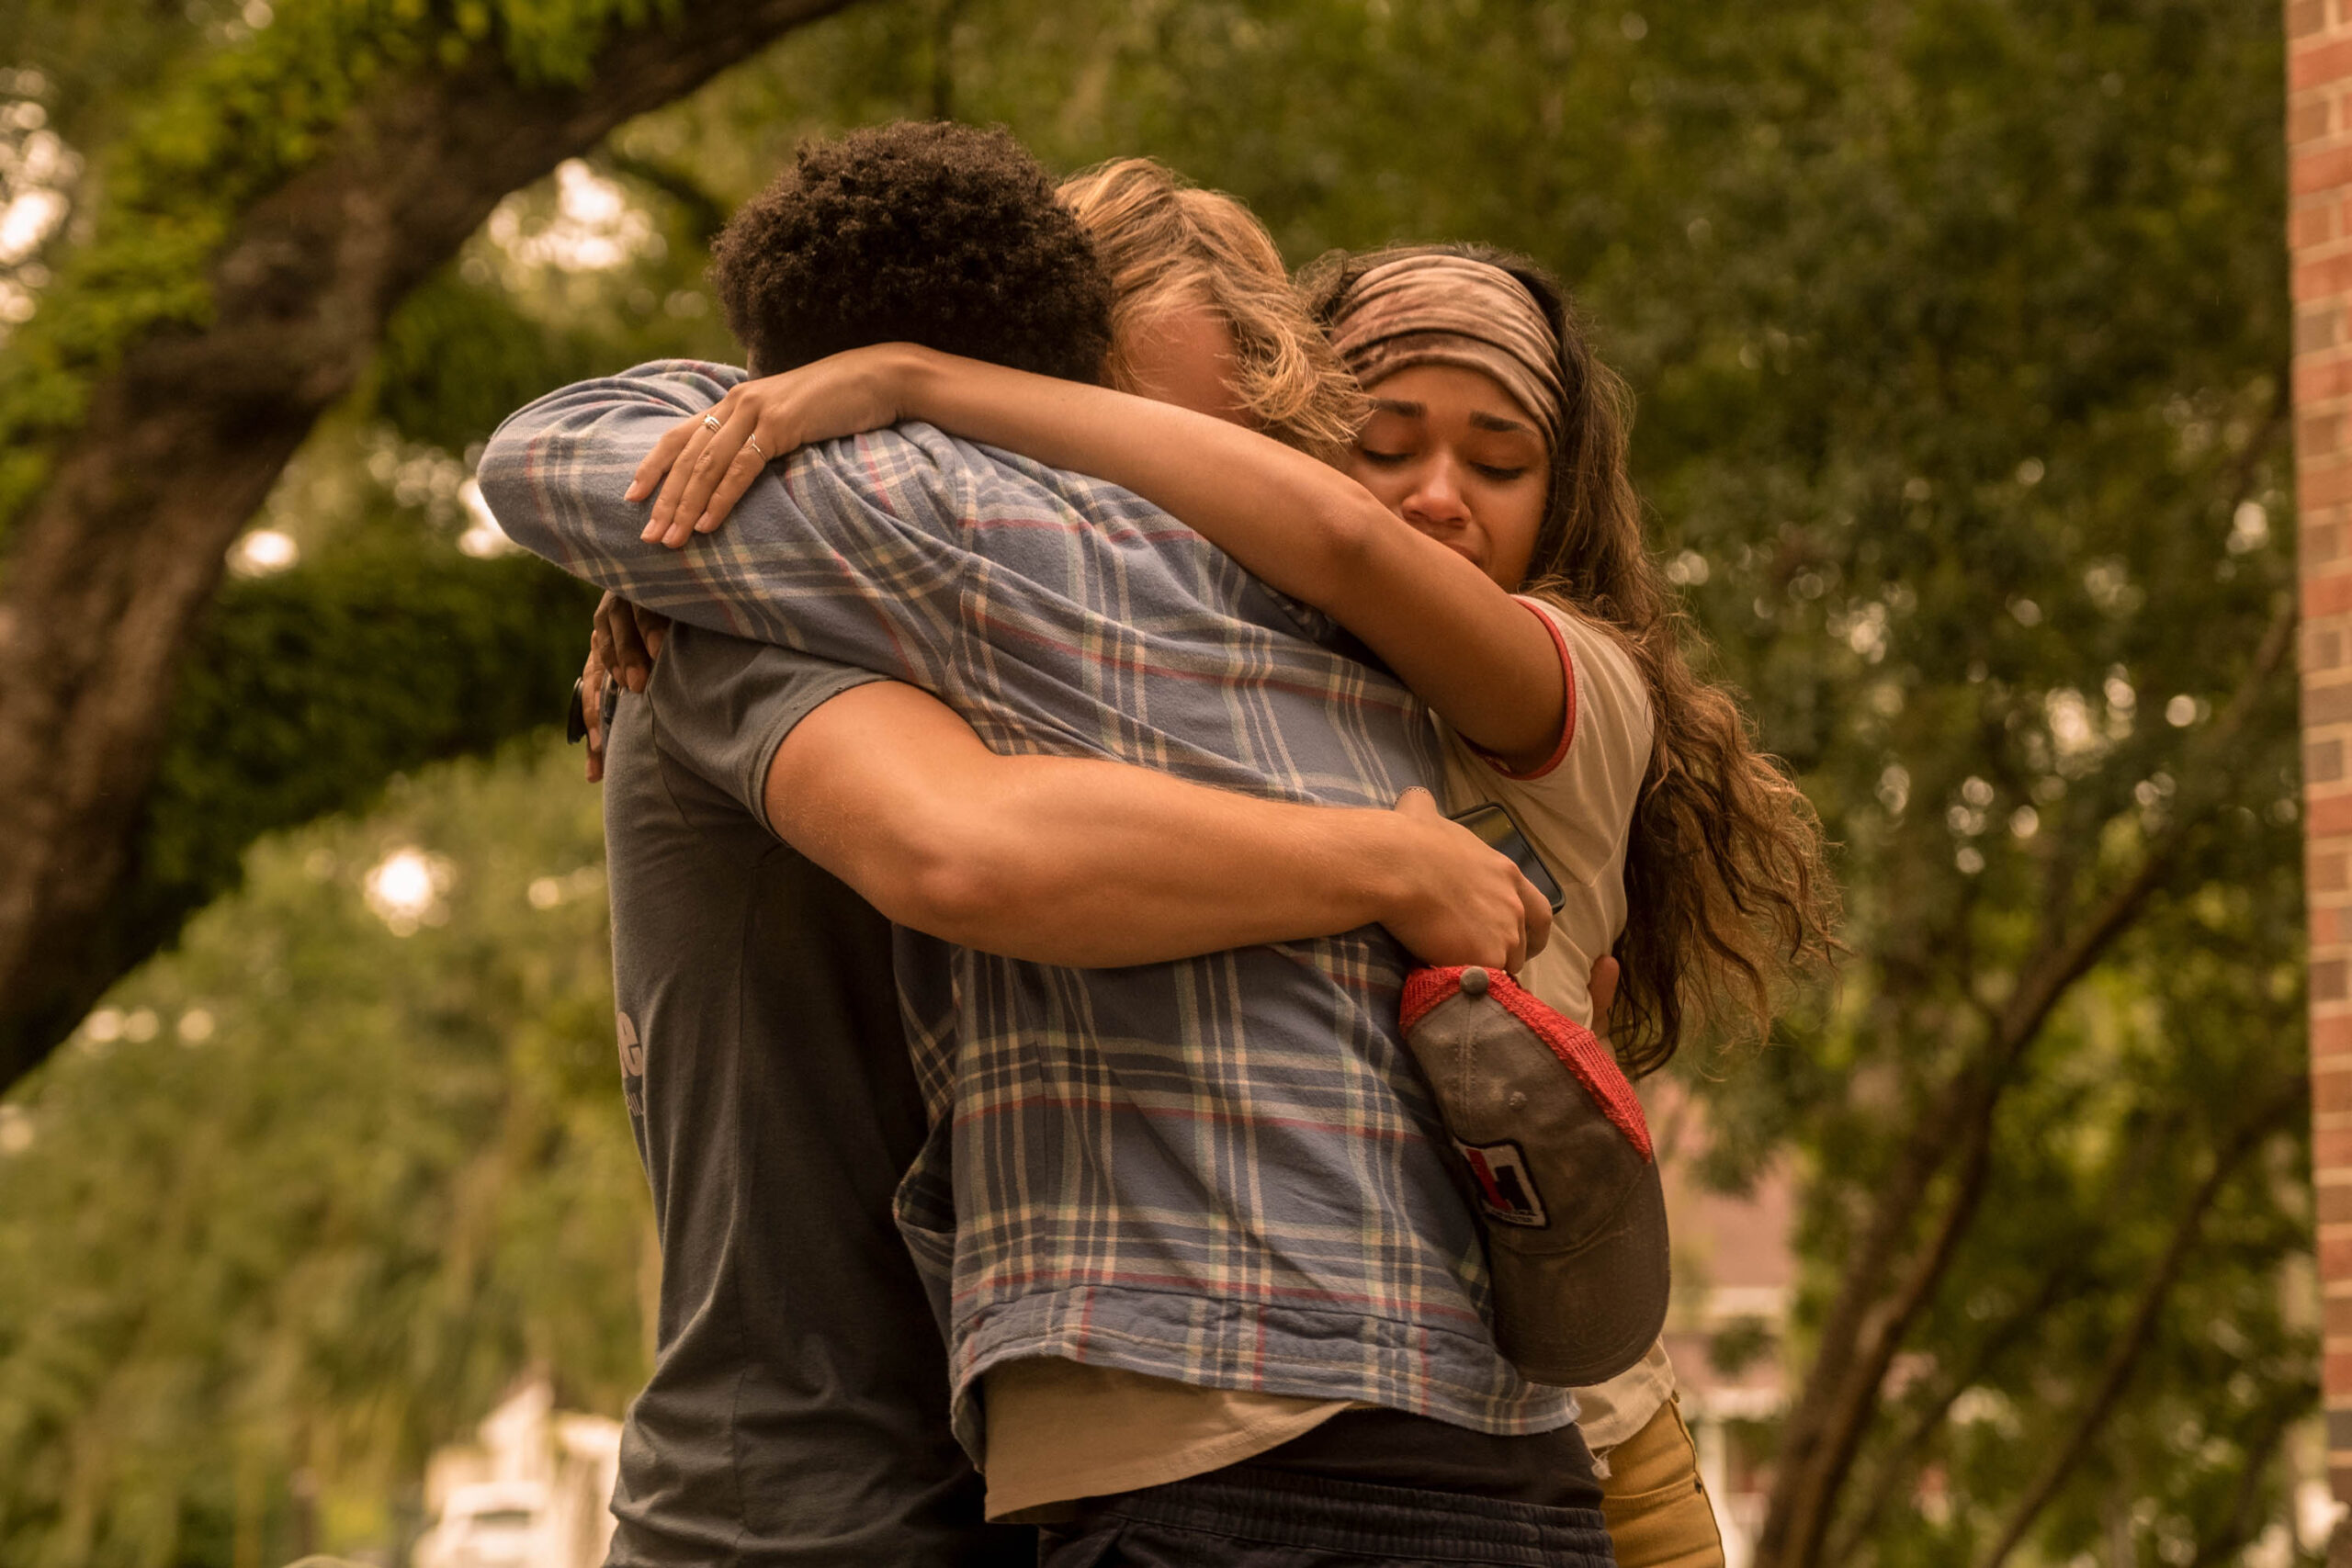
[862,815,1031,944]
[1310,494,1383,588]
[471,439,516,514]
[474,418,531,495]
[899,854,1015,945]
[901,832,1087,956]
[470,437,539,547]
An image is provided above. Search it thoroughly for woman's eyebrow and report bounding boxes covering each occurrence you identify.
[1369,398,1424,417]
[1468,410,1538,436]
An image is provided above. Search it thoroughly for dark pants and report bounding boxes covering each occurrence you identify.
[1037,1409,1614,1568]
[1037,1466,1616,1568]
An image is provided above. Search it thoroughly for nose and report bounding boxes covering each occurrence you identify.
[1400,455,1473,532]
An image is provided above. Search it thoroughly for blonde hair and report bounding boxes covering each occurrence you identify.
[1057,158,1365,458]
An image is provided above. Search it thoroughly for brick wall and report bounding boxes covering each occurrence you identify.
[2294,0,2352,1504]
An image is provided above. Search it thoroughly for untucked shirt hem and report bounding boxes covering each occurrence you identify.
[946,1288,1580,1459]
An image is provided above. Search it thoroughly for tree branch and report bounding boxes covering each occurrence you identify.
[1826,1262,2078,1568]
[1993,592,2295,1057]
[1974,1073,2308,1568]
[1770,1046,2013,1568]
[0,0,856,1092]
[1759,591,2298,1568]
[599,151,733,247]
[1829,1092,2204,1566]
[2182,1389,2309,1568]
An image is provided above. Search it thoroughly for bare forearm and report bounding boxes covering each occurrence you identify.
[962,768,1419,963]
[820,757,1408,966]
[894,344,1365,599]
[887,346,1564,760]
[772,682,1544,971]
[771,682,1401,965]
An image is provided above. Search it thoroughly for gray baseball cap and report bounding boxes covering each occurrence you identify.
[1400,964,1669,1388]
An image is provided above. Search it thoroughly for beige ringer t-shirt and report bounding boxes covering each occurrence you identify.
[1569,1339,1679,1455]
[1439,594,1672,1454]
[981,1360,1348,1521]
[1439,596,1652,1033]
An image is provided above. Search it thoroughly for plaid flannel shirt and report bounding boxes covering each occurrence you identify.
[481,362,1577,1450]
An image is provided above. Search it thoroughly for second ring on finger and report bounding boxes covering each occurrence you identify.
[659,424,723,525]
[681,416,753,521]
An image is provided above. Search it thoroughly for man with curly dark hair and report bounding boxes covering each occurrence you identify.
[488,120,1590,1568]
[495,120,1126,1568]
[708,120,1114,384]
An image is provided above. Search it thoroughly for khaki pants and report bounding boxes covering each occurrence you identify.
[1599,1397,1725,1568]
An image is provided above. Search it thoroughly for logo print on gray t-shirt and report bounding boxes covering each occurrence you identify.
[616,1010,645,1117]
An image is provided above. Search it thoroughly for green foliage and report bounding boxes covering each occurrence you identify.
[17,517,604,1073]
[142,520,599,927]
[0,19,733,1066]
[374,271,608,454]
[0,0,684,532]
[370,184,734,456]
[0,0,2315,1559]
[0,739,642,1568]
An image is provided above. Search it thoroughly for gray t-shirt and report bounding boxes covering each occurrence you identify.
[601,625,1014,1567]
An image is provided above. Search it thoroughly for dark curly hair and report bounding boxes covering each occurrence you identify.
[709,121,1114,384]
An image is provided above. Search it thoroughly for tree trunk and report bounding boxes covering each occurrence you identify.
[0,0,855,1092]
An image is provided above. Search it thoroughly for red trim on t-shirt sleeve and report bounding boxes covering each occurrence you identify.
[1472,599,1577,783]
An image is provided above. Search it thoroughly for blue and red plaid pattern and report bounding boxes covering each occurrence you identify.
[481,362,1577,1450]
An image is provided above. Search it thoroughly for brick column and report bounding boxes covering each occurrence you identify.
[2295,0,2352,1508]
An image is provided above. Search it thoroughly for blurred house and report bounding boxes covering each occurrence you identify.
[411,1381,620,1568]
[1650,1080,1797,1568]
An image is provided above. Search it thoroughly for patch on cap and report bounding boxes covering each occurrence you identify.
[1456,1137,1549,1228]
[1400,963,1671,1387]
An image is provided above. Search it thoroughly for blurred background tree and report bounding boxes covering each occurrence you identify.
[0,741,643,1566]
[0,0,2310,1564]
[0,0,853,1091]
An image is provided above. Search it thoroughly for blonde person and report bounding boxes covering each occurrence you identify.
[631,176,1837,1561]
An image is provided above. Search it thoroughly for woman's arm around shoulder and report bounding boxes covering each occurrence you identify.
[638,344,1567,767]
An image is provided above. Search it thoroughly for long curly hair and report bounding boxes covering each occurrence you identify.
[710,121,1114,384]
[1305,243,1840,1075]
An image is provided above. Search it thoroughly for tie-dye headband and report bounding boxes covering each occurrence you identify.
[1327,254,1566,449]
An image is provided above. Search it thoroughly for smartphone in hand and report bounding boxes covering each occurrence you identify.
[1447,802,1566,914]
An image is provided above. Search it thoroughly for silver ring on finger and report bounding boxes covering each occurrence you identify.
[703,414,723,432]
[745,435,765,460]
